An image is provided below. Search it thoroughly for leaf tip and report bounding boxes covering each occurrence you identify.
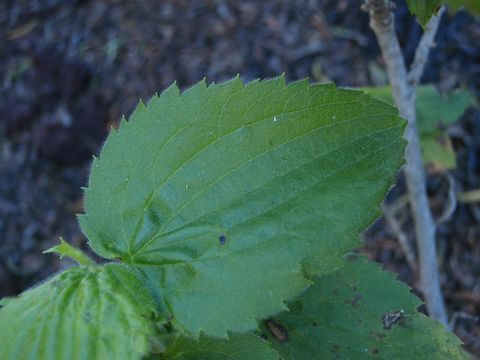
[277,73,287,86]
[43,237,95,267]
[162,81,181,98]
[287,77,309,90]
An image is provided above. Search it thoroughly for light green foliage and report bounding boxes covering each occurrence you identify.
[43,237,95,266]
[446,0,480,14]
[362,85,472,171]
[80,76,406,336]
[161,334,279,360]
[263,255,467,359]
[407,0,480,26]
[362,85,472,132]
[421,134,456,172]
[414,86,473,133]
[407,0,443,26]
[0,265,161,360]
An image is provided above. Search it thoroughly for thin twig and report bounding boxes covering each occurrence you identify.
[450,311,480,331]
[436,173,457,224]
[363,0,411,113]
[382,201,418,273]
[408,6,446,87]
[458,188,480,203]
[363,0,447,324]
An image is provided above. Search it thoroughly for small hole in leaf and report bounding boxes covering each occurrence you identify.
[219,234,226,245]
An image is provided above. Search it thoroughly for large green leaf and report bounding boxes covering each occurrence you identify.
[262,255,467,359]
[161,334,280,360]
[79,76,406,336]
[0,265,161,360]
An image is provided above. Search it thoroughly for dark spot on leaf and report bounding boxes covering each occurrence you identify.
[260,333,268,340]
[164,322,174,333]
[288,300,303,312]
[265,318,288,343]
[351,293,362,308]
[331,344,340,353]
[376,332,386,340]
[219,234,226,245]
[333,288,339,295]
[372,348,379,354]
[312,321,317,327]
[83,311,92,323]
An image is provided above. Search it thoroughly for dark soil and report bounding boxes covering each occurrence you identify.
[1,0,479,356]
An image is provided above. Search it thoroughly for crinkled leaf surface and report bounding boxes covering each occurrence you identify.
[161,334,280,360]
[262,255,467,359]
[0,265,160,360]
[80,76,406,336]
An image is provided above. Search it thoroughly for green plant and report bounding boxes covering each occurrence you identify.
[407,0,480,26]
[0,76,467,359]
[362,85,473,171]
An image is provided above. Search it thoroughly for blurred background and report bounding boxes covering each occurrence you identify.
[1,0,479,355]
